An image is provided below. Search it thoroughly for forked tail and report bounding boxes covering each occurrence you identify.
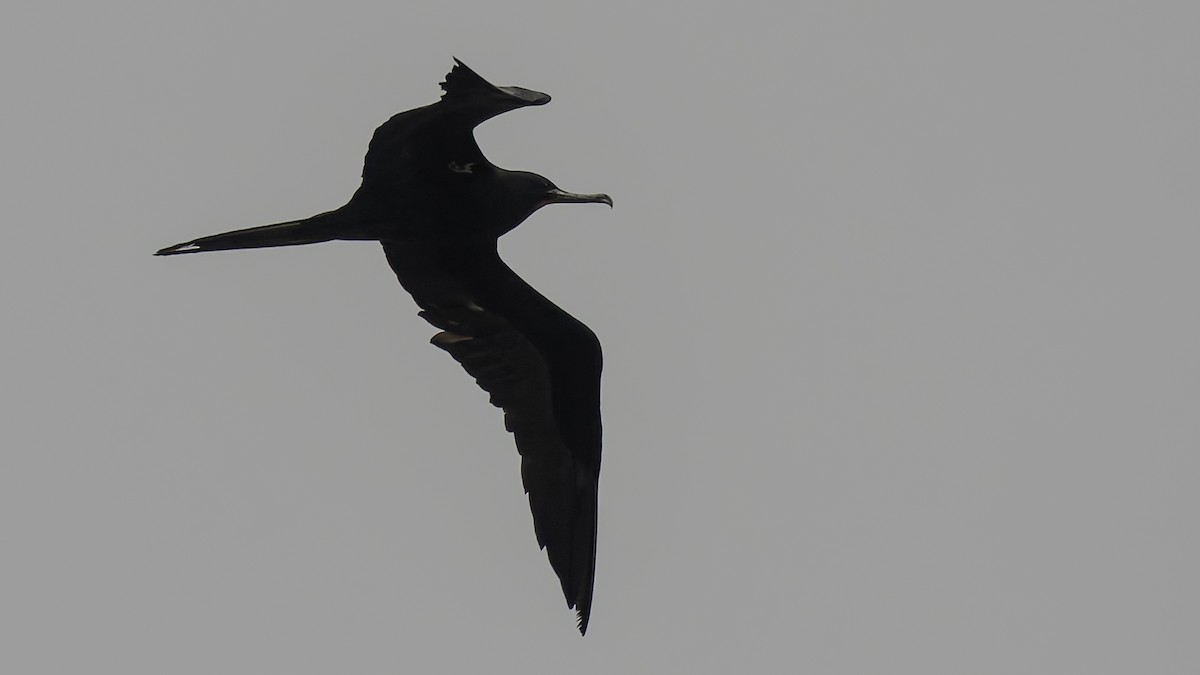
[155,214,343,256]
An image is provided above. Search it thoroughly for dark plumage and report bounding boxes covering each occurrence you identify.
[156,59,611,634]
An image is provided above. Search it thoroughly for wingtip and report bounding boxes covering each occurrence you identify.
[576,607,590,636]
[571,581,593,635]
[155,242,193,256]
[441,58,491,98]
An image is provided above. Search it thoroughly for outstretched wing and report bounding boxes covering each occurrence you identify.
[358,60,549,201]
[382,241,602,635]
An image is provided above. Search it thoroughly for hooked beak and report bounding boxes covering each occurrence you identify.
[543,189,614,208]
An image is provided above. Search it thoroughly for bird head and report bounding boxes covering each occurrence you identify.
[520,171,613,210]
[491,171,612,235]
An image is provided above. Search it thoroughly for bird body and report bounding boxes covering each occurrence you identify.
[156,59,610,634]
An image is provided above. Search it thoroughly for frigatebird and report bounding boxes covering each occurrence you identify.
[156,60,611,634]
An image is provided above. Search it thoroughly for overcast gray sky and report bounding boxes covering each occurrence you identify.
[2,1,1197,673]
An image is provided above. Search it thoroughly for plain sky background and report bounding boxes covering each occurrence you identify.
[2,2,1197,673]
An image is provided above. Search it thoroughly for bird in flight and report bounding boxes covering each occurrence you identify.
[156,59,611,634]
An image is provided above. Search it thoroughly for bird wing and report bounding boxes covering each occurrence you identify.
[382,241,602,635]
[359,60,546,197]
[358,102,488,201]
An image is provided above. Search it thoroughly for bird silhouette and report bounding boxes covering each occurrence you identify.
[156,59,611,634]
